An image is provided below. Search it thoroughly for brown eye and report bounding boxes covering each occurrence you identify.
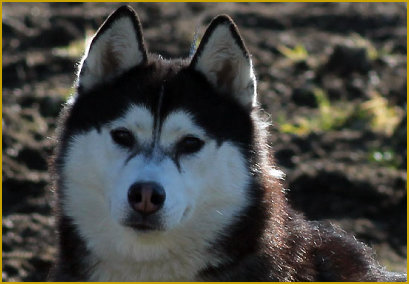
[110,128,135,148]
[176,136,204,155]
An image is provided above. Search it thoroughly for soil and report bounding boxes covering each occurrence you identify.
[2,3,407,281]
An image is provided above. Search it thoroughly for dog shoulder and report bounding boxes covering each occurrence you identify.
[312,221,407,281]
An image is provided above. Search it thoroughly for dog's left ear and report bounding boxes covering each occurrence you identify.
[78,5,147,91]
[190,15,257,110]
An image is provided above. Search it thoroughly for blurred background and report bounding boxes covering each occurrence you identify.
[2,2,407,281]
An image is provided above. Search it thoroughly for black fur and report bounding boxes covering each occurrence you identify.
[49,6,406,281]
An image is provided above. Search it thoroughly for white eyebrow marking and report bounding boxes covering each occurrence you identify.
[159,110,206,148]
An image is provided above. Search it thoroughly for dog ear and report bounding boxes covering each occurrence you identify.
[190,15,257,110]
[78,5,147,91]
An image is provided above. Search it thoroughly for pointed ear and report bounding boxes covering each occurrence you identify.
[78,5,147,91]
[190,15,257,110]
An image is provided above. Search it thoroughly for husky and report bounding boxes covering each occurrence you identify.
[49,5,406,281]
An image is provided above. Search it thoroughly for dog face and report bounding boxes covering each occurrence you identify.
[59,6,260,262]
[64,105,251,231]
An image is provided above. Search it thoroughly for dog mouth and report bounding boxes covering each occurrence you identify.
[123,221,161,232]
[126,223,157,231]
[122,215,163,232]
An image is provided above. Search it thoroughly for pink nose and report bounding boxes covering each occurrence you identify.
[127,182,166,215]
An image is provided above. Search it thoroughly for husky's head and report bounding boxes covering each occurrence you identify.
[56,6,275,266]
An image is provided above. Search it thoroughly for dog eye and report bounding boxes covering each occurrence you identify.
[176,136,204,155]
[110,128,135,148]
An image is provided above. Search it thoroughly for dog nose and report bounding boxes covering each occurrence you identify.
[128,182,166,215]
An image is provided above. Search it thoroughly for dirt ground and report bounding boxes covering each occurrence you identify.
[2,3,407,281]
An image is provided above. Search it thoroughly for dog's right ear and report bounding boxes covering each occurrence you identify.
[78,5,147,92]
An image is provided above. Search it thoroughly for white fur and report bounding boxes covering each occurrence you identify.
[79,17,144,91]
[194,24,257,108]
[62,105,253,281]
[109,105,154,145]
[270,168,285,180]
[160,111,206,147]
